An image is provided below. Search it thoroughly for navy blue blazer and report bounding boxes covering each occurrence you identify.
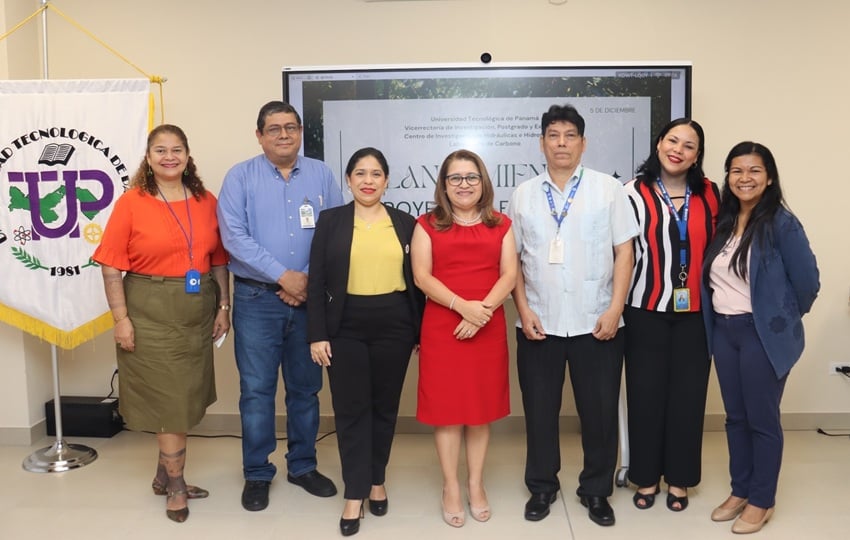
[307,202,424,343]
[702,208,819,378]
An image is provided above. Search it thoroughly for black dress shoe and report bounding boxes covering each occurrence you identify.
[241,480,271,511]
[287,470,338,497]
[524,491,557,521]
[580,495,615,526]
[369,497,388,516]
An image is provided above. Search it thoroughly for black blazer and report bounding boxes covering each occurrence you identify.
[307,202,424,343]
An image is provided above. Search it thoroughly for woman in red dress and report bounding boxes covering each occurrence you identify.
[411,149,517,527]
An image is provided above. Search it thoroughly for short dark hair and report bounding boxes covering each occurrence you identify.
[541,104,585,136]
[345,147,389,178]
[256,101,302,132]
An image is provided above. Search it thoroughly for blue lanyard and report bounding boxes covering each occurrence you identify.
[545,167,583,231]
[656,179,690,276]
[157,185,194,267]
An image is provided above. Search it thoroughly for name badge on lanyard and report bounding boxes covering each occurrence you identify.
[300,198,315,229]
[673,288,690,312]
[657,179,691,312]
[158,185,199,294]
[185,269,201,294]
[548,237,564,264]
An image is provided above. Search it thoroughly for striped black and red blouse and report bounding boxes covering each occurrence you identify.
[625,177,720,312]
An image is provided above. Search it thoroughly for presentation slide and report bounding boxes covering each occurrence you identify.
[323,96,650,214]
[284,63,691,214]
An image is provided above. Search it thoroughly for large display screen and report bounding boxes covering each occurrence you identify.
[283,62,692,214]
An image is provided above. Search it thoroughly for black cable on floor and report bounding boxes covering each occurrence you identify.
[816,428,850,438]
[137,430,338,443]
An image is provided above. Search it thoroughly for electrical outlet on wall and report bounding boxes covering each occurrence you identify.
[828,362,850,376]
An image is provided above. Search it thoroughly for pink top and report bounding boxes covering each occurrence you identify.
[708,235,752,314]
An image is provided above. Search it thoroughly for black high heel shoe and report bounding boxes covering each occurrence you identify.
[369,497,388,516]
[666,487,689,512]
[340,500,365,536]
[632,485,660,510]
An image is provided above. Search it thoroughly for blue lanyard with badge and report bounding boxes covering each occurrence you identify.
[656,179,691,312]
[545,167,583,264]
[158,185,200,293]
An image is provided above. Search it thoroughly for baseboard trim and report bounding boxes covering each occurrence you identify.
[191,412,850,436]
[5,413,849,446]
[0,419,46,446]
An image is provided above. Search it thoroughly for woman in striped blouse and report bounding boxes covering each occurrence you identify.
[623,118,720,512]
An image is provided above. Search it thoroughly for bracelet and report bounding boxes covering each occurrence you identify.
[448,295,457,311]
[218,304,231,312]
[113,313,128,323]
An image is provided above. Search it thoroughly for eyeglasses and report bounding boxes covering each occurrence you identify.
[264,124,301,137]
[446,173,482,186]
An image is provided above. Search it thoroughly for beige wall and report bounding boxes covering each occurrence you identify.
[2,0,850,440]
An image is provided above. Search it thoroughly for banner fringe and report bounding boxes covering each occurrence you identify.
[0,304,113,350]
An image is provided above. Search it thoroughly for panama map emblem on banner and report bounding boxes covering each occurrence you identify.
[0,79,149,348]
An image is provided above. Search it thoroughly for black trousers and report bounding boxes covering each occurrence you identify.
[517,329,624,497]
[326,293,415,500]
[623,306,710,488]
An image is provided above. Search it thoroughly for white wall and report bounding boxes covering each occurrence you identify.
[2,0,849,440]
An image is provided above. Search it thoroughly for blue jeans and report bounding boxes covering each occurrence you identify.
[233,281,322,481]
[712,313,787,509]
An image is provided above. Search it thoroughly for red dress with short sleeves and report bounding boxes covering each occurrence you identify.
[416,213,511,426]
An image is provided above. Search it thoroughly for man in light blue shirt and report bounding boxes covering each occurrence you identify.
[218,101,344,512]
[508,104,637,527]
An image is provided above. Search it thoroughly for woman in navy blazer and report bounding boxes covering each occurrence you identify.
[307,147,423,536]
[701,142,819,534]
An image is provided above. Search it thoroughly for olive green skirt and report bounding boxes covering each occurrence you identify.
[117,273,218,432]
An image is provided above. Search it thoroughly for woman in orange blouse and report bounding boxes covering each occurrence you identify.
[93,124,230,523]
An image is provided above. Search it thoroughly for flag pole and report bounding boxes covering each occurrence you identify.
[22,0,98,473]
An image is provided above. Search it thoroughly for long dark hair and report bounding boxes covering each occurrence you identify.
[130,124,206,199]
[704,141,785,280]
[635,117,707,195]
[431,149,500,231]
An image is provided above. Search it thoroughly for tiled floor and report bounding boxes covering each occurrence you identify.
[1,429,848,539]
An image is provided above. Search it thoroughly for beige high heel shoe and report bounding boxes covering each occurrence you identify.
[468,488,491,522]
[442,491,465,528]
[711,497,748,522]
[732,507,774,534]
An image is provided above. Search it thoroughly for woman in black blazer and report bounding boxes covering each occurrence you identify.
[308,147,423,537]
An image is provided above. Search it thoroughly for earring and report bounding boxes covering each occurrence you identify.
[147,167,153,176]
[183,169,189,177]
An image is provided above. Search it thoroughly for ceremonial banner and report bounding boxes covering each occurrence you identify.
[0,79,149,349]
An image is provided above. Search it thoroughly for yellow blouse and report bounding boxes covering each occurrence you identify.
[347,216,406,295]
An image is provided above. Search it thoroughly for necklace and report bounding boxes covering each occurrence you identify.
[356,209,387,230]
[451,211,482,225]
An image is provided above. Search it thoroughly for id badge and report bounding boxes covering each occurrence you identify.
[185,269,201,294]
[548,237,564,264]
[673,287,690,312]
[299,202,315,229]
